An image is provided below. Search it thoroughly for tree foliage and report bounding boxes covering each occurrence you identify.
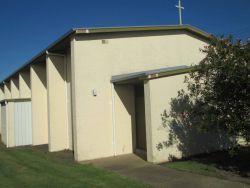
[180,36,250,142]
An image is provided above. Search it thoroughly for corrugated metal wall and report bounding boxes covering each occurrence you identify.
[14,101,32,146]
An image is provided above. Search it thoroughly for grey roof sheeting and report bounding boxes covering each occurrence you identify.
[111,65,190,83]
[0,25,211,85]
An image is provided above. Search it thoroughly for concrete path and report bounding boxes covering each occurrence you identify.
[86,154,250,188]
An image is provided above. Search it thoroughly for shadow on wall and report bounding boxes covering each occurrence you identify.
[114,84,137,151]
[23,71,31,89]
[33,64,47,89]
[157,90,236,161]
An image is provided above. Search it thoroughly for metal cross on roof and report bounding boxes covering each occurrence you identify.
[176,0,184,25]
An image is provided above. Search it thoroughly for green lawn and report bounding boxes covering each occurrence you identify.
[162,147,250,183]
[0,143,149,188]
[164,161,223,178]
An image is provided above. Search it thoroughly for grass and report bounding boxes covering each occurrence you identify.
[162,146,250,183]
[165,161,221,177]
[0,143,149,188]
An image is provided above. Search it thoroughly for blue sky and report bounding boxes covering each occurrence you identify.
[0,0,249,81]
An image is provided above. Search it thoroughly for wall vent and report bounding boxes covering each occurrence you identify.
[101,39,109,44]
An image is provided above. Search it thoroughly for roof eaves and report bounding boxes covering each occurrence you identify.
[144,66,196,80]
[111,72,146,83]
[75,25,212,40]
[0,29,76,85]
[111,65,193,84]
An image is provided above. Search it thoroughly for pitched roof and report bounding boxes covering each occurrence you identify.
[0,25,211,84]
[111,65,194,84]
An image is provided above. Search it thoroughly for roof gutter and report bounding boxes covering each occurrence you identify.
[144,66,196,80]
[111,66,197,84]
[74,25,211,40]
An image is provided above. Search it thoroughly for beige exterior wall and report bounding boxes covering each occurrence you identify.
[0,86,4,101]
[66,49,73,150]
[71,39,78,156]
[144,75,186,163]
[19,71,31,98]
[0,87,3,134]
[145,75,233,163]
[31,64,48,145]
[114,84,136,155]
[10,78,19,99]
[0,88,2,134]
[46,54,69,152]
[6,102,15,147]
[71,31,208,161]
[4,82,11,99]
